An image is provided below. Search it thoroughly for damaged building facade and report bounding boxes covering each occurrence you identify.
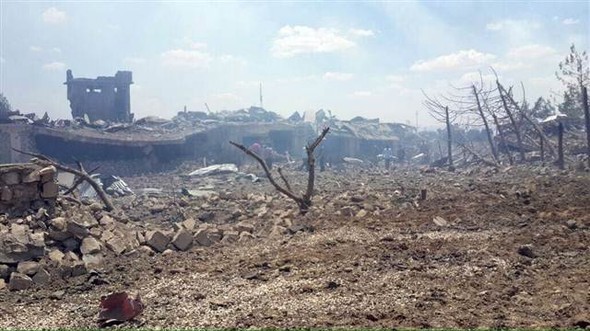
[65,70,134,123]
[0,110,418,176]
[0,68,420,175]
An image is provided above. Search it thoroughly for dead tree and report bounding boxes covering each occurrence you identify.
[491,112,514,165]
[230,127,329,214]
[440,73,500,164]
[423,91,458,171]
[557,122,565,170]
[499,83,557,158]
[12,148,115,211]
[472,84,499,162]
[583,85,590,167]
[494,75,526,162]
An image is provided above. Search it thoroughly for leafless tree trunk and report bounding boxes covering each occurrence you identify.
[472,85,498,162]
[557,122,565,170]
[499,83,557,158]
[496,81,526,162]
[445,106,454,171]
[539,138,545,164]
[492,113,513,165]
[582,85,590,168]
[230,127,329,214]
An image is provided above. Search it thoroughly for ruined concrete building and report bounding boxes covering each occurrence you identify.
[65,70,133,123]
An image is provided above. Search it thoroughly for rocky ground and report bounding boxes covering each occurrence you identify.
[0,163,589,328]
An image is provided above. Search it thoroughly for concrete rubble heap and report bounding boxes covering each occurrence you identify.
[0,180,263,291]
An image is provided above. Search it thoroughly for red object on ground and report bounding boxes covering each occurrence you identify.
[97,292,144,326]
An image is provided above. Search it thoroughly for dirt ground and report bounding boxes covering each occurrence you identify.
[0,164,589,328]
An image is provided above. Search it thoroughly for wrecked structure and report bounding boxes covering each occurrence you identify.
[65,70,134,123]
[0,106,420,176]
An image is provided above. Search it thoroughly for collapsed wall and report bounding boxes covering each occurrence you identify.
[0,163,57,216]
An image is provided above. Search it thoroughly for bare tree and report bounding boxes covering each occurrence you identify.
[583,86,590,168]
[230,127,329,214]
[498,82,557,158]
[471,83,499,162]
[437,73,500,163]
[423,92,458,171]
[492,68,526,162]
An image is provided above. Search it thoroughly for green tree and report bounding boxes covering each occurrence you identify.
[558,86,584,118]
[556,44,589,118]
[0,93,11,118]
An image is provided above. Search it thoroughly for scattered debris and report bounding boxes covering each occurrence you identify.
[97,292,144,327]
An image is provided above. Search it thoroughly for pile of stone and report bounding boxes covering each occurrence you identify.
[0,163,58,215]
[0,199,258,291]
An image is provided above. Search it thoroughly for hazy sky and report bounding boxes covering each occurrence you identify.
[0,1,588,127]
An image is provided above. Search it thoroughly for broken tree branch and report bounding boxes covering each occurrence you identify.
[277,167,293,192]
[458,143,500,168]
[230,127,330,214]
[63,165,100,196]
[12,148,115,212]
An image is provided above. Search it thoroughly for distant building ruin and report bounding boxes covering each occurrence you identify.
[65,70,133,123]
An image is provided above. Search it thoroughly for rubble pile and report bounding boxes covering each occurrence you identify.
[0,163,57,215]
[0,181,270,291]
[0,162,588,328]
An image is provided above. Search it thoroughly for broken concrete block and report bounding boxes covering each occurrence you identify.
[433,216,448,227]
[137,245,155,256]
[0,264,10,278]
[82,253,104,269]
[66,219,91,238]
[63,251,80,262]
[16,261,40,276]
[48,228,71,241]
[32,268,50,285]
[39,166,56,183]
[172,229,193,251]
[194,229,213,247]
[105,236,126,255]
[518,244,536,258]
[80,237,102,255]
[0,230,45,264]
[0,279,5,290]
[98,215,115,226]
[22,170,40,183]
[70,261,87,277]
[48,249,65,264]
[145,230,170,253]
[234,221,255,233]
[2,172,20,185]
[62,238,80,251]
[8,272,33,291]
[41,181,59,198]
[49,217,67,231]
[0,186,12,201]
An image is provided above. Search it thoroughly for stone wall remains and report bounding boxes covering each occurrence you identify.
[0,163,58,216]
